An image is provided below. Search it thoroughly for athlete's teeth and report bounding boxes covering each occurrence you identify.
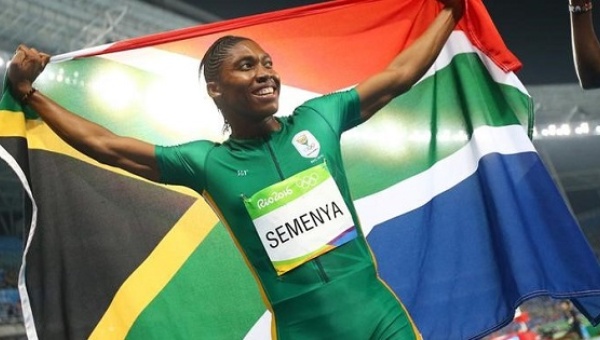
[257,87,274,95]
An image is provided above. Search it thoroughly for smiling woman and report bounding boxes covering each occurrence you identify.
[202,37,282,138]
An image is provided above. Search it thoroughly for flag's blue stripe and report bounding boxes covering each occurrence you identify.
[367,151,600,339]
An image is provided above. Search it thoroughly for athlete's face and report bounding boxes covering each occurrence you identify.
[210,40,281,123]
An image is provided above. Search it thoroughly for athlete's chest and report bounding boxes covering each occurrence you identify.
[208,124,338,201]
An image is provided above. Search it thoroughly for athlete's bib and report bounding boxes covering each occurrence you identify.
[243,163,357,275]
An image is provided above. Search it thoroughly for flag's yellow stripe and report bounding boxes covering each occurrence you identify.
[0,110,26,138]
[89,199,218,340]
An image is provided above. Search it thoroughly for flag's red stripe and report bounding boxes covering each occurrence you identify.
[460,0,522,73]
[76,0,520,94]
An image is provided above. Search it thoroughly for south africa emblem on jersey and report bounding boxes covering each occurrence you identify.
[292,131,320,158]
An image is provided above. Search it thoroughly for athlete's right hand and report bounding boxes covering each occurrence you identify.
[438,0,465,19]
[8,45,51,98]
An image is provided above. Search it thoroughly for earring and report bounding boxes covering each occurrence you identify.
[222,120,231,135]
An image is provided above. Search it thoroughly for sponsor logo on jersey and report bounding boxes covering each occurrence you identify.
[292,130,320,158]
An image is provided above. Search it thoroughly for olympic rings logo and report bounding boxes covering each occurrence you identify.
[295,173,320,189]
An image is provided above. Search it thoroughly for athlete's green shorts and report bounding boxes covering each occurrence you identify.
[272,266,419,340]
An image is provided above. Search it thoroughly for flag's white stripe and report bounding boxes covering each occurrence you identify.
[356,124,536,236]
[418,31,529,96]
[49,43,115,64]
[244,124,536,338]
[0,145,39,340]
[101,47,203,84]
[243,311,272,340]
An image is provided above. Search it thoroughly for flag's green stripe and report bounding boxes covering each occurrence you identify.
[127,223,265,340]
[341,53,532,199]
[0,86,38,120]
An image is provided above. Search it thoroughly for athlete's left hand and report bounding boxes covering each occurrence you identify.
[8,45,51,98]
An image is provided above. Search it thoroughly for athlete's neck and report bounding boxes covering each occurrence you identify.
[230,116,281,140]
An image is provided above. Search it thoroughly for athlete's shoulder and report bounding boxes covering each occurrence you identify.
[155,139,221,166]
[299,88,358,111]
[158,139,218,152]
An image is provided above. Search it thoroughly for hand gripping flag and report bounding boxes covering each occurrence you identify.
[2,0,600,339]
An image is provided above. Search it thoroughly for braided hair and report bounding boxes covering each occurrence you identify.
[200,35,251,83]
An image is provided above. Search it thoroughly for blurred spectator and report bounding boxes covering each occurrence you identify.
[559,300,584,339]
[569,0,600,88]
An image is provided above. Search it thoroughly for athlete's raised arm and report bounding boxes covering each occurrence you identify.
[8,45,160,181]
[570,0,600,89]
[356,0,464,120]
